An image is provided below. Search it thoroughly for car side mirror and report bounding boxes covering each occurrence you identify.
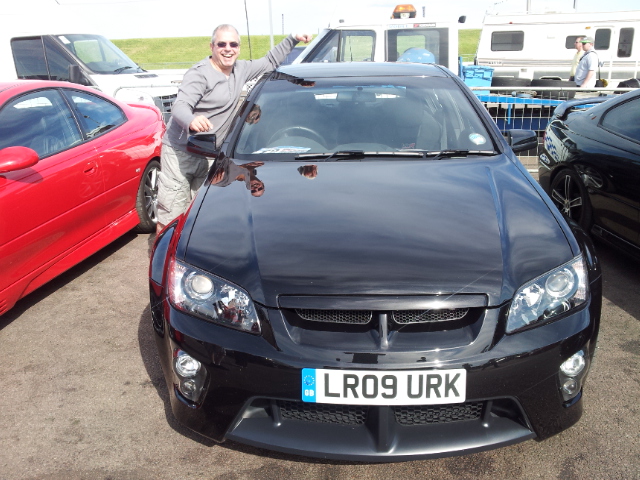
[0,146,39,174]
[507,130,538,153]
[187,133,218,157]
[68,65,84,85]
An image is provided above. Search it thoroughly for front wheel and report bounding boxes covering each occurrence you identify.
[133,159,160,233]
[549,168,592,232]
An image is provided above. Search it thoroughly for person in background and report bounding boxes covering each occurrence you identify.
[156,25,312,232]
[569,36,585,82]
[574,36,598,89]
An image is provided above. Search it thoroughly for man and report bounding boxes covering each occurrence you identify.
[574,36,598,89]
[156,25,312,232]
[569,36,584,82]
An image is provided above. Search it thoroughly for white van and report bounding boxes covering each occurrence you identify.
[0,32,183,121]
[294,4,466,74]
[475,10,640,87]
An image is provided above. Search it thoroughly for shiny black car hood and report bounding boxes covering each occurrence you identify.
[182,155,573,307]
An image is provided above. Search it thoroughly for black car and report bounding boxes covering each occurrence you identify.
[150,63,602,461]
[539,91,640,259]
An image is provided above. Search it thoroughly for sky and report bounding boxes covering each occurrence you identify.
[1,0,639,39]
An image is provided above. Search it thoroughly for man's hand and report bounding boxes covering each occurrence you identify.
[190,115,213,132]
[293,33,313,44]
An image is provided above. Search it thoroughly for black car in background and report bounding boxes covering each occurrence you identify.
[150,63,602,461]
[539,91,640,259]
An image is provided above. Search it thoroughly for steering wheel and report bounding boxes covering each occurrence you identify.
[267,126,325,146]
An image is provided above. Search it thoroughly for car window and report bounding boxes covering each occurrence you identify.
[11,37,49,80]
[0,89,83,158]
[340,31,375,62]
[600,97,640,142]
[306,30,377,63]
[387,28,449,66]
[306,30,340,63]
[63,90,126,138]
[234,75,493,157]
[42,37,77,82]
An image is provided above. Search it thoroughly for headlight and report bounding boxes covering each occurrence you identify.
[168,258,261,334]
[507,254,588,333]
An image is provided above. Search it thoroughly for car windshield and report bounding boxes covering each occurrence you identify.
[233,73,494,159]
[55,34,144,75]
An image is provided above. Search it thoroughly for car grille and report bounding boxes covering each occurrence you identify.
[296,309,373,324]
[154,94,177,123]
[392,308,469,324]
[294,308,469,325]
[278,400,368,425]
[394,402,483,425]
[276,400,484,426]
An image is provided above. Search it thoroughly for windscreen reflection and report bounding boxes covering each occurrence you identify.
[234,76,493,157]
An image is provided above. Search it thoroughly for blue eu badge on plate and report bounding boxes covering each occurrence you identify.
[301,368,317,402]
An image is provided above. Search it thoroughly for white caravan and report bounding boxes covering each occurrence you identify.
[475,10,640,86]
[0,32,183,121]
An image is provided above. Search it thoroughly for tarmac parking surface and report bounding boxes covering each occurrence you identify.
[0,232,639,480]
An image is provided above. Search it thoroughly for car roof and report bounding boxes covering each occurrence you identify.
[277,62,451,79]
[0,79,85,93]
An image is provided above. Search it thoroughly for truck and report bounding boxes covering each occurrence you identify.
[0,31,183,122]
[294,4,466,74]
[475,10,640,87]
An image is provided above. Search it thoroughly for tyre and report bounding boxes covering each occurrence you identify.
[133,159,160,233]
[491,76,532,87]
[614,78,640,94]
[549,168,592,232]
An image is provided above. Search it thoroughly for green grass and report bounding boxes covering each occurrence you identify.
[459,29,481,61]
[113,35,290,69]
[113,30,481,69]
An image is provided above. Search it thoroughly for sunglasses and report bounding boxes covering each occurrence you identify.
[216,41,239,48]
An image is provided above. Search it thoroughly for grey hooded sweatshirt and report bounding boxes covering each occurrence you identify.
[163,34,299,151]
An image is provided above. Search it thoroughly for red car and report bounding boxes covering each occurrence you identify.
[0,80,164,315]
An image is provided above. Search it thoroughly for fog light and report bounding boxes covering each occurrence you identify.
[172,349,207,404]
[560,351,586,377]
[181,379,198,395]
[174,351,201,378]
[561,378,579,396]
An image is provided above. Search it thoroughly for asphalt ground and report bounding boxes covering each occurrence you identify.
[1,231,639,480]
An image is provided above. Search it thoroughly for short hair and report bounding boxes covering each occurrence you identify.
[211,25,240,44]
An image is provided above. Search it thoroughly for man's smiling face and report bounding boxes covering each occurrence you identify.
[210,28,240,75]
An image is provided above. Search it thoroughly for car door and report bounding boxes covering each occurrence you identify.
[590,96,640,247]
[0,87,105,311]
[61,89,141,226]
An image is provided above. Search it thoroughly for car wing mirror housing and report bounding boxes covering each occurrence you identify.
[507,129,538,153]
[0,146,39,174]
[187,133,218,157]
[68,65,84,85]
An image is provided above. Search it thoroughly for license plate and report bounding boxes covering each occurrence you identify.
[301,368,466,405]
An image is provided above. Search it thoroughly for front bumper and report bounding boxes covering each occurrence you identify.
[150,289,598,461]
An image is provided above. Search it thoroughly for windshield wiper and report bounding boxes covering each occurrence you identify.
[295,150,425,161]
[113,66,137,74]
[425,150,497,159]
